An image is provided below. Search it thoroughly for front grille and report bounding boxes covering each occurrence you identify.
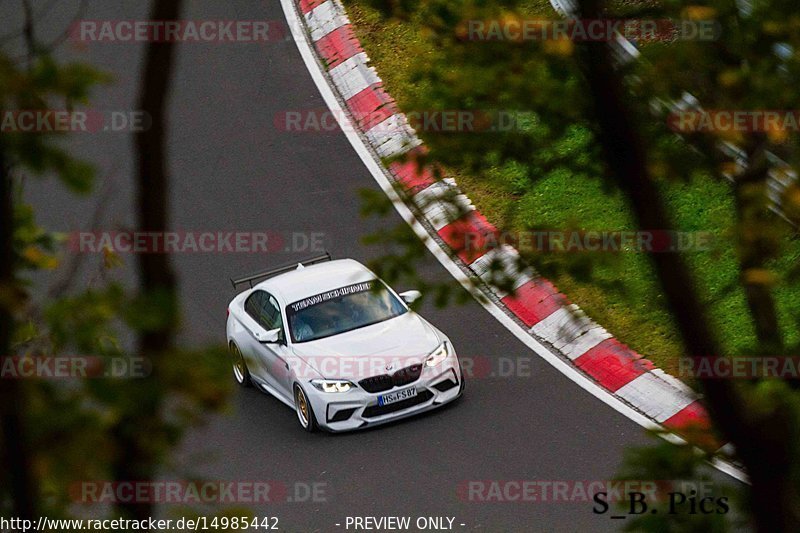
[358,363,423,393]
[359,374,393,393]
[362,390,434,418]
[392,364,422,387]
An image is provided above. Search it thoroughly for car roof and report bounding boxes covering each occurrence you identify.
[254,258,376,305]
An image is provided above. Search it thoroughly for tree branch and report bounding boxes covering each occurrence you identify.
[0,135,38,521]
[576,0,799,529]
[111,0,183,522]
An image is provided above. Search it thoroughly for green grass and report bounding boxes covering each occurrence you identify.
[343,0,800,375]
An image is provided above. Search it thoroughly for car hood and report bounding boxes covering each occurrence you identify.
[289,312,442,379]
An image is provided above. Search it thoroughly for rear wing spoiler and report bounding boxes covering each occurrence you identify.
[230,251,332,289]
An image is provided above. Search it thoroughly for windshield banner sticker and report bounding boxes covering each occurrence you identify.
[289,281,375,313]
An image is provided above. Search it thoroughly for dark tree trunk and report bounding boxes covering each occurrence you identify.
[0,141,38,520]
[576,0,799,529]
[111,0,183,523]
[733,135,783,352]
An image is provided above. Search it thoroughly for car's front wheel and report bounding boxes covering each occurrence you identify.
[230,343,252,387]
[294,384,317,432]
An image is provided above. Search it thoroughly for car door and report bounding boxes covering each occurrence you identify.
[252,292,294,402]
[238,290,271,385]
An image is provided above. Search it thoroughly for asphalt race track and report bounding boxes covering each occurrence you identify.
[5,1,699,531]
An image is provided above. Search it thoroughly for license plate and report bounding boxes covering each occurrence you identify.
[378,387,417,406]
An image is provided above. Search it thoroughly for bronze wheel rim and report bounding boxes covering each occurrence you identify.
[232,345,245,382]
[295,387,309,427]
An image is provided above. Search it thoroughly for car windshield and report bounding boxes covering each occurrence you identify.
[286,280,407,343]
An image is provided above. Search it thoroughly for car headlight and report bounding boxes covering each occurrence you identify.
[425,341,451,367]
[310,379,355,393]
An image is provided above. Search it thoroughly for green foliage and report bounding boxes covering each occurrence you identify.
[348,0,800,374]
[46,286,127,353]
[0,53,109,193]
[1,43,232,523]
[13,279,233,518]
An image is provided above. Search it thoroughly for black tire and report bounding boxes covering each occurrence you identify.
[294,384,318,432]
[230,343,252,387]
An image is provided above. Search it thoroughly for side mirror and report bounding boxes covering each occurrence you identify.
[398,290,422,305]
[255,328,282,344]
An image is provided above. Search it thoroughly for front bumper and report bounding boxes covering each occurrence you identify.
[303,354,463,432]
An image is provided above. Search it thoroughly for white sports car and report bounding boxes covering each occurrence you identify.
[226,254,464,432]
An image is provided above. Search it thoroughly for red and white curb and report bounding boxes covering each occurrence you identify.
[282,0,745,482]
